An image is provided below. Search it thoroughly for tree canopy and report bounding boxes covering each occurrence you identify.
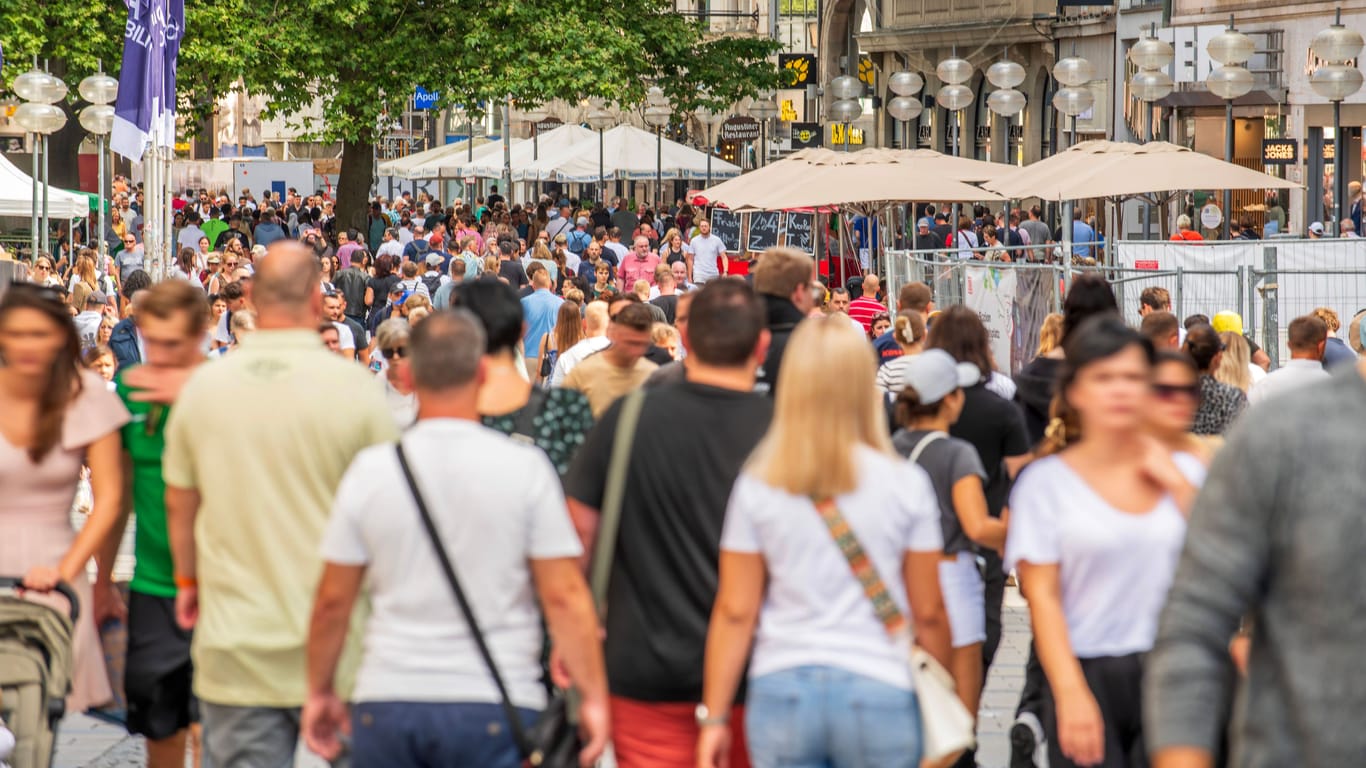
[1,0,786,226]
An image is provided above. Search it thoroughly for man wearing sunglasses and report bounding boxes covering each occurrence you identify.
[115,235,145,283]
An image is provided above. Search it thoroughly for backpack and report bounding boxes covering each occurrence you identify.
[421,273,443,296]
[567,229,591,256]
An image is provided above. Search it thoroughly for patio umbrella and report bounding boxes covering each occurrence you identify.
[693,147,1006,212]
[984,139,1300,201]
[515,124,742,183]
[376,136,500,180]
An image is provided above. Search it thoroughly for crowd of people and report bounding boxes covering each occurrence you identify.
[1,184,1365,768]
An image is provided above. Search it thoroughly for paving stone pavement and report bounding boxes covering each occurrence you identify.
[53,589,1031,768]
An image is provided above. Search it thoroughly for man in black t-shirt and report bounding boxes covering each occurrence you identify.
[565,280,771,768]
[496,238,528,290]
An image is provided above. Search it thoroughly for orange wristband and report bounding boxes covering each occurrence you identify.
[175,576,198,589]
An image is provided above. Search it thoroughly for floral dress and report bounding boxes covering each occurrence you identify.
[481,387,594,477]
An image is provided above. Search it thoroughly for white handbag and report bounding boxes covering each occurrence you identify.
[814,498,976,763]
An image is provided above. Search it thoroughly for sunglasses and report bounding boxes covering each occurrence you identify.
[1153,383,1201,400]
[34,263,51,271]
[381,346,407,360]
[225,261,239,267]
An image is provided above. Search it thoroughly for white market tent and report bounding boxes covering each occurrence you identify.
[513,124,742,183]
[0,153,88,220]
[451,124,599,180]
[375,136,503,180]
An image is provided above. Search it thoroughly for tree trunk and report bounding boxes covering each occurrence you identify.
[46,59,84,191]
[336,137,375,235]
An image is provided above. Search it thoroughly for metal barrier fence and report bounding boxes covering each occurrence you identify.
[885,238,1366,372]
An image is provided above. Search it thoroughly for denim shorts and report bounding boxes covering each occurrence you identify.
[350,701,539,768]
[744,665,923,768]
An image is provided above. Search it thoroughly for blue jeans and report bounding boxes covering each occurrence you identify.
[745,666,923,768]
[350,701,538,768]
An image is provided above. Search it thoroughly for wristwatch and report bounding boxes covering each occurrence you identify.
[695,704,729,728]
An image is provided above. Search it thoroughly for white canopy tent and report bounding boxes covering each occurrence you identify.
[450,124,598,180]
[513,124,742,183]
[375,136,503,180]
[0,153,88,220]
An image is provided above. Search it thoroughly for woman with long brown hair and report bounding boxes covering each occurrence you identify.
[0,283,129,711]
[67,251,100,311]
[1008,315,1201,768]
[536,300,584,386]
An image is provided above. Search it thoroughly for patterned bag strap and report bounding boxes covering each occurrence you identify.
[812,497,907,640]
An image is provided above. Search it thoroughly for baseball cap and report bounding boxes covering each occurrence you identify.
[900,349,980,404]
[86,290,108,306]
[425,252,444,266]
[557,198,571,208]
[1211,310,1244,335]
[207,254,222,264]
[576,216,589,226]
[918,218,931,229]
[1308,221,1325,235]
[388,282,407,296]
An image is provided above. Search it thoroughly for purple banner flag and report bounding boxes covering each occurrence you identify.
[111,0,183,160]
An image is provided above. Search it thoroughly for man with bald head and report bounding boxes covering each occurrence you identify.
[163,241,397,767]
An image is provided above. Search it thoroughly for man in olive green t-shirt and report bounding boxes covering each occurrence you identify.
[94,279,212,768]
[564,301,658,418]
[163,243,397,767]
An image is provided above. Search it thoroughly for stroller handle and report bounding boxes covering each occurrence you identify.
[0,577,80,622]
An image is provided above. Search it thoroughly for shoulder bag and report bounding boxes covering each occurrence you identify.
[812,497,975,763]
[395,442,579,767]
[588,388,648,615]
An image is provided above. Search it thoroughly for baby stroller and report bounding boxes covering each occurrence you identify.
[0,578,78,768]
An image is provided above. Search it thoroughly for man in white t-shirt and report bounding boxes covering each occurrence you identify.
[303,309,608,767]
[688,218,728,283]
[550,300,611,386]
[375,227,405,260]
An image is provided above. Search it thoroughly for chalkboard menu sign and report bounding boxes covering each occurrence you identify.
[747,211,782,252]
[782,212,814,253]
[710,208,741,253]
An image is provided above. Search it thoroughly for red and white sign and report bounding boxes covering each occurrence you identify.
[1134,259,1160,270]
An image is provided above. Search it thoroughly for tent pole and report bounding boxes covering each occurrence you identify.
[41,135,51,257]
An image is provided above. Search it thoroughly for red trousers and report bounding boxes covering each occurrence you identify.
[610,696,750,768]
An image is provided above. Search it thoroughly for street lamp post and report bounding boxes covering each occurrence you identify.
[888,71,925,245]
[1311,7,1365,234]
[886,71,924,149]
[79,66,118,262]
[1051,54,1095,280]
[14,64,69,260]
[695,103,726,188]
[524,105,548,161]
[829,74,863,152]
[644,87,673,212]
[586,107,614,203]
[936,55,974,250]
[1206,17,1255,240]
[987,53,1026,240]
[1129,26,1175,239]
[749,92,779,168]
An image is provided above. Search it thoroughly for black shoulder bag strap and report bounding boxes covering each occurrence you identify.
[394,441,533,759]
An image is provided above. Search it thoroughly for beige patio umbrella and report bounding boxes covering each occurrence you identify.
[984,139,1300,201]
[694,147,1006,211]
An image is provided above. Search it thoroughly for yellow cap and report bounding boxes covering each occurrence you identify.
[1211,310,1243,335]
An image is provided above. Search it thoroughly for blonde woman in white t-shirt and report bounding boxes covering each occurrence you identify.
[1006,315,1203,768]
[697,316,952,768]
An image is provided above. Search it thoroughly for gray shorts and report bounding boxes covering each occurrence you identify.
[200,702,349,768]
